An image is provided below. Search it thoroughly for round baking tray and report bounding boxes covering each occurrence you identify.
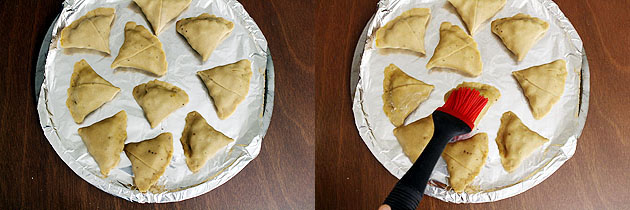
[350,0,589,203]
[34,5,275,203]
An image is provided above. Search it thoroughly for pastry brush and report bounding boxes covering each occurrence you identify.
[383,87,488,210]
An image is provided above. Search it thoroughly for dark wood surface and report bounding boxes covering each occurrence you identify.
[0,0,313,209]
[316,0,630,209]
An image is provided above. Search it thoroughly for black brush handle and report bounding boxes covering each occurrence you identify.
[384,111,471,210]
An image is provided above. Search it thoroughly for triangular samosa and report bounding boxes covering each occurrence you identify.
[197,59,252,120]
[176,13,234,61]
[124,132,173,193]
[426,22,483,77]
[448,0,506,35]
[133,80,189,128]
[513,59,567,120]
[375,8,431,55]
[78,110,127,176]
[492,13,549,61]
[393,115,434,163]
[111,22,168,76]
[60,8,115,54]
[444,82,500,126]
[442,133,488,193]
[496,111,548,173]
[66,59,120,123]
[180,111,234,173]
[383,64,434,127]
[133,0,192,35]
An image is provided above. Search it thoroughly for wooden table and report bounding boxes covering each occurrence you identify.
[0,0,313,209]
[316,0,630,209]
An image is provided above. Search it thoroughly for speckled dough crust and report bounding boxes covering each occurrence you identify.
[492,13,549,61]
[132,80,189,128]
[448,0,506,35]
[513,59,567,120]
[78,111,127,176]
[125,133,173,193]
[176,13,234,61]
[133,0,191,35]
[375,8,431,55]
[426,22,483,77]
[443,133,488,193]
[66,59,120,123]
[197,59,252,120]
[393,115,434,163]
[60,8,115,54]
[382,64,434,127]
[111,22,168,76]
[180,111,234,173]
[495,111,548,173]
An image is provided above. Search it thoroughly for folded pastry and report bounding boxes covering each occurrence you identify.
[375,8,431,55]
[393,115,434,163]
[111,22,168,76]
[513,59,567,119]
[442,132,488,193]
[382,64,434,127]
[181,111,234,173]
[496,111,548,173]
[448,0,506,35]
[60,8,115,54]
[78,110,127,176]
[492,13,549,61]
[197,59,252,120]
[124,133,173,193]
[444,82,500,126]
[176,13,234,61]
[66,59,120,123]
[133,80,189,128]
[426,22,483,77]
[133,0,192,35]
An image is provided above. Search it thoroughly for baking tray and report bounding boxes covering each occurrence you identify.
[351,0,589,203]
[35,0,274,203]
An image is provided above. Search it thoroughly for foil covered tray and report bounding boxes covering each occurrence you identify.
[351,0,589,203]
[36,0,274,203]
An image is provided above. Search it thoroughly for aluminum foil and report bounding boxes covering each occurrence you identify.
[352,0,588,203]
[36,0,273,203]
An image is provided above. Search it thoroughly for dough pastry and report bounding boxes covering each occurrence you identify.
[133,0,192,35]
[442,133,488,193]
[197,59,252,120]
[513,59,567,119]
[382,64,434,127]
[444,82,500,126]
[176,13,234,61]
[124,132,173,193]
[111,22,168,76]
[383,64,434,127]
[375,8,431,55]
[180,111,234,173]
[393,115,434,163]
[448,0,506,35]
[492,13,549,61]
[78,111,127,176]
[133,80,189,128]
[66,59,120,123]
[60,8,115,54]
[496,111,548,173]
[426,22,483,77]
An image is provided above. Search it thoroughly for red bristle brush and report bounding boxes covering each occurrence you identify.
[382,87,488,210]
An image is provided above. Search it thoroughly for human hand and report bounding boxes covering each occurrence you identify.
[378,204,391,210]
